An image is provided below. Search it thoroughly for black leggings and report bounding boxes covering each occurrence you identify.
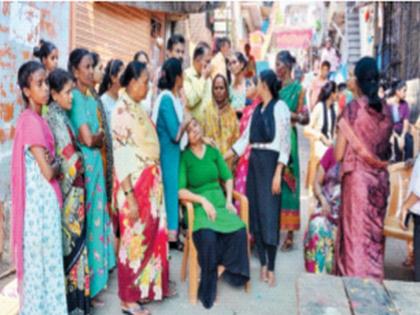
[254,230,277,271]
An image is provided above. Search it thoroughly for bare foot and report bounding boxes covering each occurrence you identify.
[280,232,294,252]
[260,266,268,282]
[267,271,276,287]
[218,266,225,278]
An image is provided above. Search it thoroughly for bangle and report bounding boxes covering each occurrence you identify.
[124,188,134,196]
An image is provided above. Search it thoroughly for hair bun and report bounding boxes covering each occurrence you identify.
[33,46,41,57]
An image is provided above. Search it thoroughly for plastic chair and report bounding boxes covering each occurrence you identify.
[180,191,251,304]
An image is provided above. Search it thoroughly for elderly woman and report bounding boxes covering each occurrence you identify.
[203,74,240,157]
[112,61,171,315]
[275,50,309,251]
[334,57,393,281]
[179,119,250,309]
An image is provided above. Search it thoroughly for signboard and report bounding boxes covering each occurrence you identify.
[274,28,312,49]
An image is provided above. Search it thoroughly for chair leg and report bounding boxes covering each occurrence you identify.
[189,240,199,305]
[180,237,189,282]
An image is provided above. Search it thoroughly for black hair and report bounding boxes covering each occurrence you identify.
[216,37,231,53]
[193,45,207,61]
[276,50,296,70]
[197,41,211,50]
[233,52,248,71]
[389,79,407,97]
[158,58,182,91]
[317,81,337,139]
[321,60,331,70]
[68,48,91,76]
[90,51,100,68]
[338,82,347,92]
[259,69,281,100]
[17,61,45,104]
[212,74,229,97]
[119,61,147,88]
[98,59,124,96]
[317,81,337,104]
[250,75,258,86]
[33,39,57,62]
[47,68,73,104]
[379,78,389,91]
[167,34,185,51]
[354,57,382,112]
[133,50,149,63]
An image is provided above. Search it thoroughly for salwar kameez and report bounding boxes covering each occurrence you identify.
[233,99,291,270]
[179,146,249,309]
[11,109,67,315]
[69,89,116,298]
[112,91,169,302]
[46,103,90,314]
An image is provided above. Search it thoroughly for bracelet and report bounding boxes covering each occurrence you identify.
[124,188,134,196]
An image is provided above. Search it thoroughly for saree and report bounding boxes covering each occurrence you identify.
[334,97,392,281]
[304,148,340,274]
[202,100,240,156]
[68,89,116,298]
[279,81,304,230]
[46,103,90,314]
[234,99,259,211]
[112,91,169,302]
[11,109,67,315]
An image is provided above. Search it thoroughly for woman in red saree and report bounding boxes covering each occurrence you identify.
[111,61,170,315]
[334,57,393,281]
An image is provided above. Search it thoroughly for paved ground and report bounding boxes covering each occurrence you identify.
[0,128,414,314]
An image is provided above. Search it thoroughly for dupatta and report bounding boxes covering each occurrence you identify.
[11,109,62,290]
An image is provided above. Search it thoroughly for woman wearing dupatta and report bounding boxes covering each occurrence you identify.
[46,68,90,314]
[334,57,392,281]
[202,74,239,158]
[12,61,67,315]
[112,61,170,315]
[67,49,116,303]
[275,50,309,251]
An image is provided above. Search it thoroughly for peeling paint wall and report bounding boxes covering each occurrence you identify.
[0,2,70,263]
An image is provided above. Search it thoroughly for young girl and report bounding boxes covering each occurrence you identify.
[33,39,59,74]
[46,68,90,314]
[12,61,67,315]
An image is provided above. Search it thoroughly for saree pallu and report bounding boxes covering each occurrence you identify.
[115,165,169,302]
[279,81,303,231]
[46,103,90,314]
[334,97,392,281]
[234,101,258,212]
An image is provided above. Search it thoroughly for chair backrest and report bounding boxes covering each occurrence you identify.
[387,162,413,219]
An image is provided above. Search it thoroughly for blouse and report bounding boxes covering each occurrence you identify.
[233,99,291,165]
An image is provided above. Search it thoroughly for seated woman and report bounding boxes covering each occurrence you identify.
[304,146,340,274]
[178,119,250,309]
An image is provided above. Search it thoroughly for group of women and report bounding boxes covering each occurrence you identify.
[11,33,398,315]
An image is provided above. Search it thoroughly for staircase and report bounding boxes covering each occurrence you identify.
[345,2,361,65]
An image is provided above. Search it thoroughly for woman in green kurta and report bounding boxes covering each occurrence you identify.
[276,51,309,251]
[179,119,250,309]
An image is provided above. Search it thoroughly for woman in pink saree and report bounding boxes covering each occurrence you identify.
[334,57,393,281]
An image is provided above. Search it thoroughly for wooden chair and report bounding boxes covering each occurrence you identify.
[383,162,414,241]
[180,191,251,304]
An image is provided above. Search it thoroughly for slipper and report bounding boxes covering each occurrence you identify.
[122,304,150,315]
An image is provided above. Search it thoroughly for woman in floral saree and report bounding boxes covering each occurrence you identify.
[46,68,90,314]
[112,61,170,315]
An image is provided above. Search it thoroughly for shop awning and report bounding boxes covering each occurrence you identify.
[120,1,224,14]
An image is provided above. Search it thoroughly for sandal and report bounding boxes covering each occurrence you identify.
[166,280,178,298]
[91,297,105,308]
[169,239,184,252]
[122,304,150,315]
[280,236,294,252]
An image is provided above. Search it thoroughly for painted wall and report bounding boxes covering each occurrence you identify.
[0,2,70,264]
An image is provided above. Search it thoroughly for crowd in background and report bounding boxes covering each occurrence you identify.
[8,32,420,315]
